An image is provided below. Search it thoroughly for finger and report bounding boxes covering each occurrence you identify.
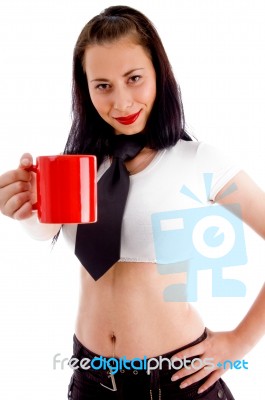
[13,201,34,220]
[19,153,33,169]
[173,366,217,391]
[0,181,31,210]
[171,341,206,361]
[171,357,212,380]
[0,169,32,189]
[178,366,211,388]
[2,191,32,218]
[197,369,223,394]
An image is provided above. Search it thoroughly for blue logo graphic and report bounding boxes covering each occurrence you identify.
[151,174,247,301]
[216,360,248,370]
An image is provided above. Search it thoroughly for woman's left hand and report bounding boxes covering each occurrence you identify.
[170,328,247,394]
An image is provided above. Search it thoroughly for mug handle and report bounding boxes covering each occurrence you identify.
[25,165,38,211]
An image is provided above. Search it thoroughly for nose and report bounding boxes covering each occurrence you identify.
[112,85,133,112]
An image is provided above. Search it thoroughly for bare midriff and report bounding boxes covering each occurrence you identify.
[75,261,205,359]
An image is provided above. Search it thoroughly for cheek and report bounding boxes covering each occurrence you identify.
[89,93,108,115]
[149,84,157,105]
[137,82,156,105]
[88,89,97,109]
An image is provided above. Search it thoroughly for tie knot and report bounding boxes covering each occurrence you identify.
[112,133,147,161]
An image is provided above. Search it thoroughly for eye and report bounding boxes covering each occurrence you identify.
[128,75,142,84]
[95,83,111,91]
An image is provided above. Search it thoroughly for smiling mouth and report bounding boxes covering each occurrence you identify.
[114,110,141,125]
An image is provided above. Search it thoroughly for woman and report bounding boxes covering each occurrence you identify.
[0,5,264,400]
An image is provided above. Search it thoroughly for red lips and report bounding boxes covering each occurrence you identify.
[114,110,141,125]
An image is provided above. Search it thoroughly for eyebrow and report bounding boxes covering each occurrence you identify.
[90,68,144,83]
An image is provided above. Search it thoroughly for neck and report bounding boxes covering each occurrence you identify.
[125,147,157,175]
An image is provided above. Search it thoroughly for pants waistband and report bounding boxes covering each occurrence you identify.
[71,328,207,376]
[70,329,209,398]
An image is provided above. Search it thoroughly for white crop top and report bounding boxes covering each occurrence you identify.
[62,140,241,263]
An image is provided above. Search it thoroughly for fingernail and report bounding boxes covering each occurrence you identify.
[197,388,203,394]
[171,375,179,381]
[180,382,188,389]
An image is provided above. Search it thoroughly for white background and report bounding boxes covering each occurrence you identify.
[0,0,264,398]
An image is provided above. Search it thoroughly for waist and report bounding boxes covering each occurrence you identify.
[71,328,207,377]
[70,329,210,400]
[76,262,205,357]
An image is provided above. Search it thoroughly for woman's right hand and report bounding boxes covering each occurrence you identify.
[0,153,36,220]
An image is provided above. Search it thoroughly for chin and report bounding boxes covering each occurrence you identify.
[115,124,146,136]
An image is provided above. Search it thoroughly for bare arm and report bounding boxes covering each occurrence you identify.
[216,170,265,239]
[216,170,265,350]
[19,212,61,240]
[171,170,265,392]
[0,153,61,240]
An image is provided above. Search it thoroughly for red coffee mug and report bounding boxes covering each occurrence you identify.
[28,155,97,223]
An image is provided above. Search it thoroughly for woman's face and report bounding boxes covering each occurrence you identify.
[83,35,156,135]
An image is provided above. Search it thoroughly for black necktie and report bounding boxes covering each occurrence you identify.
[75,133,147,280]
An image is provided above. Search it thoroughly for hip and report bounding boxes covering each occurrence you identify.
[67,330,235,399]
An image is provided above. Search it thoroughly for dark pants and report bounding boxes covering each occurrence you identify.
[67,330,235,399]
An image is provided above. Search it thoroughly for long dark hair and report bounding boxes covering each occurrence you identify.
[64,5,191,166]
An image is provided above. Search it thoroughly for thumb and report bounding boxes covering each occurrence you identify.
[19,153,33,169]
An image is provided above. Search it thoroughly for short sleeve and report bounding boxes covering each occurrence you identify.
[195,142,241,201]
